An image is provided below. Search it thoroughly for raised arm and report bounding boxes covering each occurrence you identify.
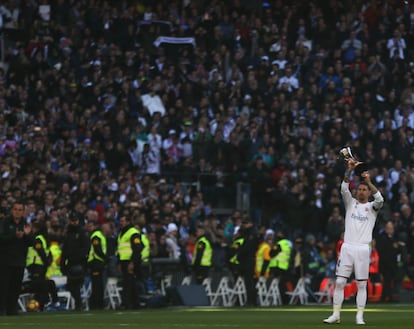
[361,171,384,210]
[341,159,355,207]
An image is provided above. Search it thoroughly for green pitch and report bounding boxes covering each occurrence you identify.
[0,304,413,329]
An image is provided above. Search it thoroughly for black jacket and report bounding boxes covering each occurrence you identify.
[237,226,260,272]
[61,223,90,272]
[0,216,33,267]
[376,232,398,275]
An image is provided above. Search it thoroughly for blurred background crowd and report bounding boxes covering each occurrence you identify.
[1,0,414,310]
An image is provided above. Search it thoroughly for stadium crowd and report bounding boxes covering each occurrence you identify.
[1,0,414,311]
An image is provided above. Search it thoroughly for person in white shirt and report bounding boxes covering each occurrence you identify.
[272,51,288,70]
[324,158,384,325]
[387,30,406,60]
[141,143,160,175]
[165,223,181,260]
[278,66,299,93]
[148,125,162,151]
[162,130,183,164]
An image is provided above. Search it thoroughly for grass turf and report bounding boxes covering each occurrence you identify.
[0,304,413,329]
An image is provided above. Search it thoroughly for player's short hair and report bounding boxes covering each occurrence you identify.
[359,181,371,190]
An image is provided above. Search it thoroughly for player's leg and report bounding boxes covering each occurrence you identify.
[332,276,348,313]
[324,244,352,324]
[354,245,370,325]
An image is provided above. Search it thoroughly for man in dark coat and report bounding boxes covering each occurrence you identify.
[0,201,33,316]
[237,217,260,306]
[376,221,398,302]
[61,215,90,311]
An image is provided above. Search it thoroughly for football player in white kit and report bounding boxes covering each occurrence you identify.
[324,158,384,325]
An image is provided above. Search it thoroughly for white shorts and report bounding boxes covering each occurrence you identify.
[336,242,370,280]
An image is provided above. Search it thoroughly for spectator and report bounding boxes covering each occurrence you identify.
[302,234,325,292]
[326,206,345,244]
[165,222,181,260]
[278,65,299,93]
[387,30,407,60]
[162,130,183,165]
[141,143,160,175]
[369,239,381,286]
[341,31,363,64]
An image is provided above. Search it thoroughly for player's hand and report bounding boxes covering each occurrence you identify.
[361,171,370,182]
[347,159,356,170]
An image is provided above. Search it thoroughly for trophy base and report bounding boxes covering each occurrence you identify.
[354,162,369,177]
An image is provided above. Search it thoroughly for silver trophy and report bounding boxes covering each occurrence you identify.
[338,147,369,177]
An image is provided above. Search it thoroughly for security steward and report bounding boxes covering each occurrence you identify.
[228,227,244,277]
[87,220,107,309]
[26,220,60,310]
[45,233,63,279]
[0,200,33,316]
[269,229,292,304]
[255,230,274,279]
[134,216,151,294]
[192,225,213,284]
[117,214,143,309]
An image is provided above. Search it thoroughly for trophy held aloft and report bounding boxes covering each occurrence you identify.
[338,147,369,177]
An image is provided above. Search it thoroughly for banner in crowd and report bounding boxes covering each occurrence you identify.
[141,93,166,116]
[153,36,196,48]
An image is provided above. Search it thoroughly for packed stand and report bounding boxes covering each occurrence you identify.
[1,0,414,312]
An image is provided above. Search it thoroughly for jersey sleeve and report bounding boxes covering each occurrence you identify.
[372,191,384,211]
[341,181,353,210]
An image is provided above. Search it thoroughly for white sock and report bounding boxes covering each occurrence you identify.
[332,277,347,317]
[356,280,367,318]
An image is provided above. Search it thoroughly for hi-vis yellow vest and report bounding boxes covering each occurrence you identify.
[26,234,48,266]
[117,226,139,261]
[255,241,271,277]
[46,242,62,278]
[88,230,107,262]
[192,236,212,266]
[141,233,150,263]
[270,239,291,270]
[229,237,244,264]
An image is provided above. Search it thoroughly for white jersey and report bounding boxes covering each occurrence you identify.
[341,181,384,245]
